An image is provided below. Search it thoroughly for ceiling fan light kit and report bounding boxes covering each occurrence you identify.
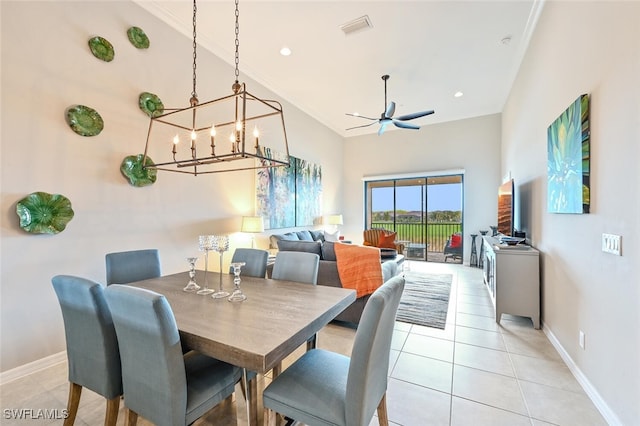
[346,74,435,135]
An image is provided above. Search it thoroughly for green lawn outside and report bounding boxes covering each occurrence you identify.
[372,222,462,251]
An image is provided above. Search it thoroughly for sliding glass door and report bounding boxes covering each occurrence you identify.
[365,174,463,263]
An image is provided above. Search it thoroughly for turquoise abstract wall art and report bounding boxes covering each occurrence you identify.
[547,94,590,214]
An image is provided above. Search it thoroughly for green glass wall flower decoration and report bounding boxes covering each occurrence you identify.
[88,36,115,62]
[127,27,150,49]
[16,192,75,234]
[138,92,164,118]
[65,104,104,137]
[121,154,157,187]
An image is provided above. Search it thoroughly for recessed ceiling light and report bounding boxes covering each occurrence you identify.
[454,91,464,98]
[280,47,291,56]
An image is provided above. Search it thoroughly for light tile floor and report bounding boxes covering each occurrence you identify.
[0,262,607,425]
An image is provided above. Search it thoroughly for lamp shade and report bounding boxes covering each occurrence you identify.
[326,214,343,226]
[241,216,264,233]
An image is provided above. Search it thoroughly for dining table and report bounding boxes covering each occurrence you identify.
[127,270,357,426]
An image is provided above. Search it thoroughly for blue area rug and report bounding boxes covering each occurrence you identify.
[396,272,453,329]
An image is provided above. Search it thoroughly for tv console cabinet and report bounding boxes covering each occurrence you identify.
[482,236,540,329]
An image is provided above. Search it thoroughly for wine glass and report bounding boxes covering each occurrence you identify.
[197,235,215,295]
[228,262,247,302]
[183,257,200,292]
[211,235,230,299]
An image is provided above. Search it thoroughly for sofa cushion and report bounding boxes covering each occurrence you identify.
[277,240,322,257]
[324,230,340,242]
[309,230,325,242]
[450,233,462,248]
[321,241,337,261]
[269,232,300,249]
[296,230,314,241]
[377,231,397,249]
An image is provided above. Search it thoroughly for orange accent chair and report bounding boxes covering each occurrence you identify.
[362,228,406,254]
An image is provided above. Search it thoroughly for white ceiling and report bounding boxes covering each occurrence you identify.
[136,0,543,138]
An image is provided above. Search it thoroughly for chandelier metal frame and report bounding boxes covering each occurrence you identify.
[141,0,290,175]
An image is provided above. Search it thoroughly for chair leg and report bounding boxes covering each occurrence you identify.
[63,382,82,426]
[124,408,138,426]
[376,393,389,426]
[264,407,277,426]
[104,396,120,426]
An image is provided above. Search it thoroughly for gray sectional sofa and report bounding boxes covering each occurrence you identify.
[268,229,403,324]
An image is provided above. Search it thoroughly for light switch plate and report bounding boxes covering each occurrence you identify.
[602,233,621,255]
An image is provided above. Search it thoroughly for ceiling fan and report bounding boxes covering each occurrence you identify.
[346,74,435,135]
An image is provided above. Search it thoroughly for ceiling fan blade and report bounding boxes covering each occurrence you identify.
[393,120,420,130]
[345,113,378,121]
[378,120,390,135]
[384,101,396,118]
[395,110,435,121]
[346,121,378,131]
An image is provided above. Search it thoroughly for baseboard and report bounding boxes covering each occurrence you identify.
[542,322,622,426]
[0,351,66,386]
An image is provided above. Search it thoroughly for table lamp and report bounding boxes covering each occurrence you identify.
[325,214,343,234]
[241,216,264,248]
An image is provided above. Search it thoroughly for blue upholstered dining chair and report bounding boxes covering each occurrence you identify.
[105,249,161,285]
[271,251,320,285]
[228,248,269,278]
[105,284,242,426]
[263,275,405,426]
[51,275,122,426]
[271,251,320,351]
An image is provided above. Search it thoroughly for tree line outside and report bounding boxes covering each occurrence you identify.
[371,210,462,223]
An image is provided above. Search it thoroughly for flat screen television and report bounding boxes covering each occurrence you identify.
[497,179,514,236]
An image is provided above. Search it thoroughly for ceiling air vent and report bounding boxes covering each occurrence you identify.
[340,15,373,35]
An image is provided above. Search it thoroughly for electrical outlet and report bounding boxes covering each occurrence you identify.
[602,233,622,255]
[579,330,585,349]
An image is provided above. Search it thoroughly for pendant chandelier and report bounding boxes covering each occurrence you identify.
[141,0,290,175]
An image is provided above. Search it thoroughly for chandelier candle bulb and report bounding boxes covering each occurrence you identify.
[210,126,216,155]
[172,135,179,154]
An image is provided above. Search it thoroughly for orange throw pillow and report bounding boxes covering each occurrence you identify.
[450,234,462,248]
[378,232,397,249]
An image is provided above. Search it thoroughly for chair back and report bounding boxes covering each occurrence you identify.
[105,285,187,426]
[105,249,161,285]
[271,251,320,285]
[229,248,269,278]
[51,275,122,399]
[362,229,384,246]
[346,275,405,426]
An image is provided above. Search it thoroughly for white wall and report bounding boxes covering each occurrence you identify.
[502,2,640,424]
[342,114,502,261]
[0,1,343,372]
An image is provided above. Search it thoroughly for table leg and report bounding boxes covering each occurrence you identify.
[243,368,258,426]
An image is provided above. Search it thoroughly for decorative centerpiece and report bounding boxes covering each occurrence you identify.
[228,262,247,302]
[211,235,230,299]
[183,257,200,292]
[197,235,215,295]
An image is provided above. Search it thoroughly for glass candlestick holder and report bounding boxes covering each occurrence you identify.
[228,262,247,302]
[211,235,230,299]
[197,235,215,295]
[183,257,200,292]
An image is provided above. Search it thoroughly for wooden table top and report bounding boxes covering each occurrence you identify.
[128,271,356,373]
